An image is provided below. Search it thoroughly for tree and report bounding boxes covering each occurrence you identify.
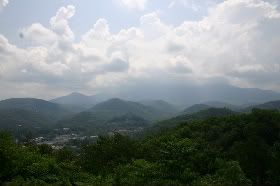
[80,133,138,175]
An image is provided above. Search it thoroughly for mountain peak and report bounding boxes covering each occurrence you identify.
[0,97,70,122]
[69,92,88,97]
[50,92,95,106]
[92,98,129,110]
[107,98,125,102]
[183,104,211,114]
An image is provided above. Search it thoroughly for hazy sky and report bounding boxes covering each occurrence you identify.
[0,0,279,99]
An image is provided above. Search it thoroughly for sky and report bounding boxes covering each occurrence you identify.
[0,0,280,99]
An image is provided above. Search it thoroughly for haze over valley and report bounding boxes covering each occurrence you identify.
[1,0,280,185]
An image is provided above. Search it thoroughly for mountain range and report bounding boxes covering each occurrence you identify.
[151,107,237,131]
[56,98,177,134]
[1,86,280,136]
[50,84,280,107]
[0,98,73,134]
[94,84,280,106]
[51,92,95,105]
[243,100,280,112]
[0,98,72,122]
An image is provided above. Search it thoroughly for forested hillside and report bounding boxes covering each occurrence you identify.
[0,109,51,135]
[0,98,72,122]
[244,100,280,112]
[1,109,280,185]
[183,104,212,114]
[152,107,236,130]
[56,98,174,134]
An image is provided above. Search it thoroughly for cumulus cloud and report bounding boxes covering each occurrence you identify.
[49,5,75,40]
[0,0,8,9]
[84,19,110,40]
[21,23,58,46]
[1,0,280,98]
[106,52,129,72]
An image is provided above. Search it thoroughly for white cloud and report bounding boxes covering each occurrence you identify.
[21,5,75,46]
[0,0,8,9]
[140,12,170,39]
[82,18,111,44]
[21,23,58,46]
[167,55,193,74]
[118,0,148,10]
[49,5,75,40]
[1,0,280,98]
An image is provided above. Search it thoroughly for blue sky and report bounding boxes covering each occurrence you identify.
[0,0,222,45]
[0,0,279,99]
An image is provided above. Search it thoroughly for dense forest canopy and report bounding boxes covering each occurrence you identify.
[1,109,280,186]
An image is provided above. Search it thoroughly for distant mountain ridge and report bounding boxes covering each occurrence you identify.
[140,100,179,117]
[2,93,280,137]
[155,99,280,131]
[244,100,280,111]
[56,98,175,134]
[0,98,71,122]
[183,104,211,114]
[0,98,73,136]
[49,85,280,108]
[111,84,280,105]
[50,92,96,107]
[183,101,242,114]
[153,107,237,130]
[202,101,240,110]
[0,108,50,132]
[90,98,165,121]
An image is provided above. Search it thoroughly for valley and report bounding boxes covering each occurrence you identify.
[1,91,280,151]
[1,95,280,185]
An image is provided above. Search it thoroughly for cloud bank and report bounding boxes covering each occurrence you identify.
[0,0,8,9]
[0,0,280,99]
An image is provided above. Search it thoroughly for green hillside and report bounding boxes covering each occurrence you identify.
[0,98,72,122]
[2,109,280,185]
[183,104,212,114]
[0,109,51,136]
[245,100,280,111]
[57,98,170,134]
[140,100,179,117]
[153,107,236,130]
[90,98,163,121]
[105,113,149,128]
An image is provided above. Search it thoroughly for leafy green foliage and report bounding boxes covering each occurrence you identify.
[80,133,138,175]
[152,107,236,130]
[1,109,280,185]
